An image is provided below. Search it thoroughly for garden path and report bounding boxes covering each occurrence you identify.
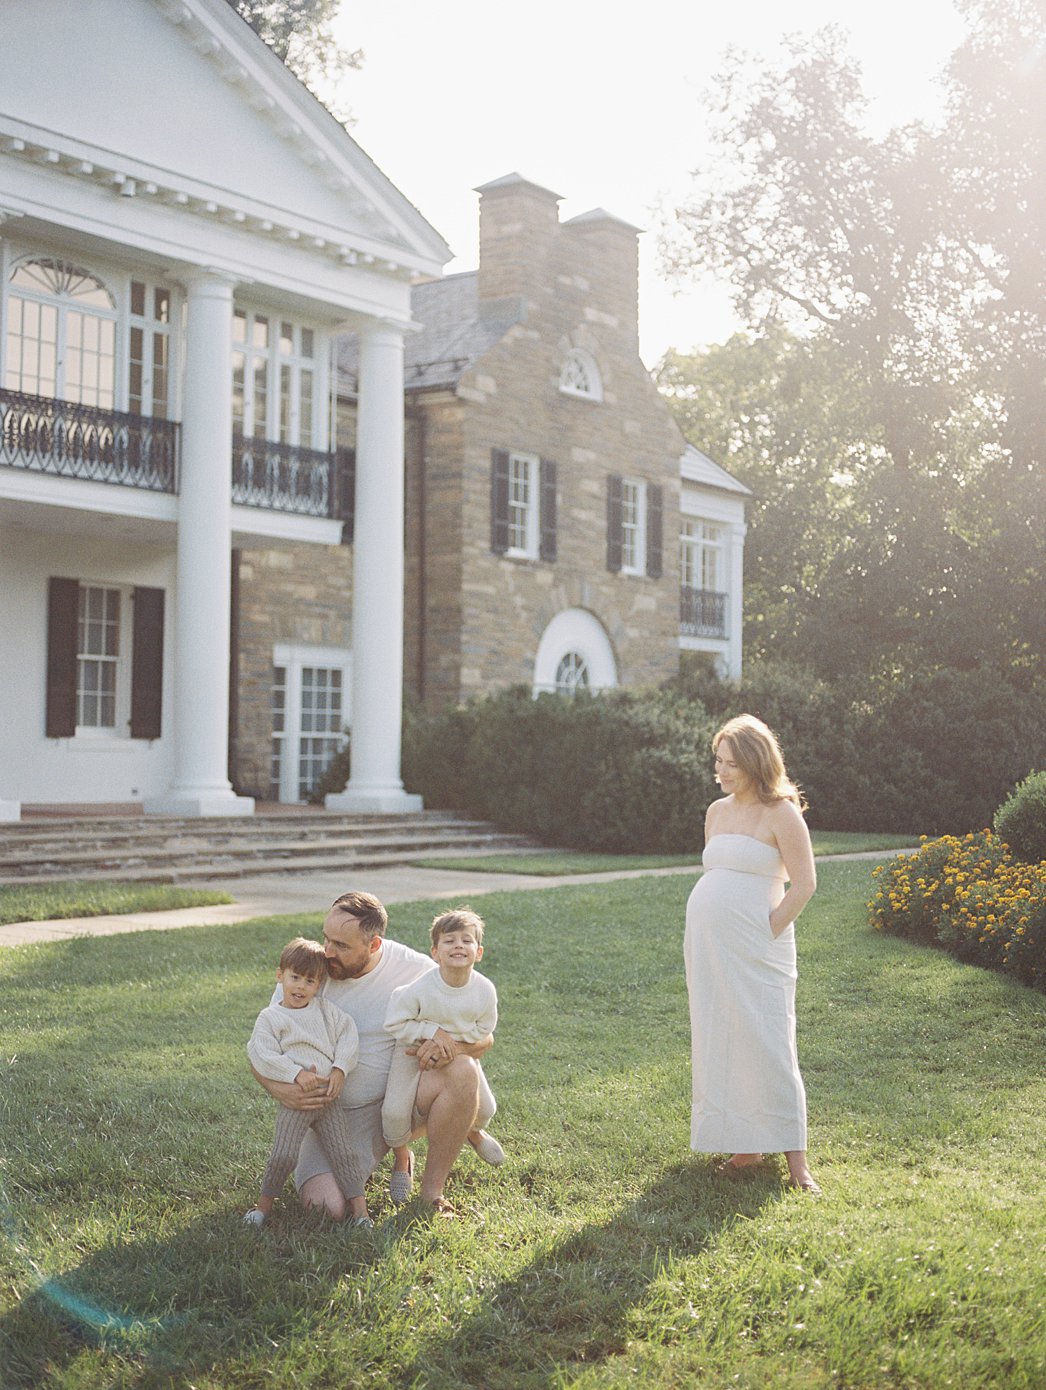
[0,852,900,948]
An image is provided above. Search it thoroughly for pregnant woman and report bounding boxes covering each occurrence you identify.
[684,714,820,1193]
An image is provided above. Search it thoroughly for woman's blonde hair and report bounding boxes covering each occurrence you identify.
[712,714,806,811]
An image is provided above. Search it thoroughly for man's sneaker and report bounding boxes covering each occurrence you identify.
[349,1214,375,1229]
[468,1130,506,1166]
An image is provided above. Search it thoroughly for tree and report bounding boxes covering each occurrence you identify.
[226,0,362,120]
[660,4,1045,680]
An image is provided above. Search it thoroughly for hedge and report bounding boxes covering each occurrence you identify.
[316,660,1046,848]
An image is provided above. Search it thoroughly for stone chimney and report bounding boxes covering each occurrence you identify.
[475,172,562,302]
[561,209,641,350]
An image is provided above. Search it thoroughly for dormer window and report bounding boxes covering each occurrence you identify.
[559,348,603,402]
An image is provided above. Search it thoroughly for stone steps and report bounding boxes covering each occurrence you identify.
[0,811,536,886]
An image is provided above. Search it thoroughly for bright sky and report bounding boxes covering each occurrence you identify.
[331,0,966,366]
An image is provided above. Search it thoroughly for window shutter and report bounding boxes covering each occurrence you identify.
[46,577,79,737]
[646,484,663,579]
[606,475,623,572]
[539,458,557,562]
[336,446,355,545]
[491,448,510,554]
[131,586,165,740]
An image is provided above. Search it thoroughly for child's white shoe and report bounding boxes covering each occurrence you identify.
[243,1208,266,1226]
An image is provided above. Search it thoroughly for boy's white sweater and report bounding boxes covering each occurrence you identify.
[248,996,359,1084]
[383,969,498,1046]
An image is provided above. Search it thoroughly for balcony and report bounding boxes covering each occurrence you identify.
[0,391,355,531]
[0,388,178,493]
[231,434,354,531]
[681,585,727,638]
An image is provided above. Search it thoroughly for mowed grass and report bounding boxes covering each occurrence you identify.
[412,830,916,877]
[0,880,232,926]
[1,860,1045,1389]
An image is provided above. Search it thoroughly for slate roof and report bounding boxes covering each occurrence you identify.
[336,272,524,396]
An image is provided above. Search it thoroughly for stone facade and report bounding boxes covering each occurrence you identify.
[403,175,685,708]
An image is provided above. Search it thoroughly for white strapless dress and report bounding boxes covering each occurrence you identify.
[684,834,807,1153]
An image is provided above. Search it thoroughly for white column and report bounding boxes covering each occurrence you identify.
[727,520,747,681]
[1,214,23,818]
[326,320,421,813]
[145,271,253,817]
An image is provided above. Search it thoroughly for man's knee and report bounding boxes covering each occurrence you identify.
[300,1173,346,1221]
[445,1054,481,1097]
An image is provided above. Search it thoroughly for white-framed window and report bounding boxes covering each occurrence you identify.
[3,256,176,417]
[554,652,590,695]
[233,309,318,447]
[680,518,725,592]
[559,347,603,402]
[6,260,116,407]
[620,479,647,575]
[507,450,540,557]
[127,280,172,418]
[76,583,131,734]
[270,645,351,803]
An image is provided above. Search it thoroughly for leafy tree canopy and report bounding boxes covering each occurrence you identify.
[659,0,1044,683]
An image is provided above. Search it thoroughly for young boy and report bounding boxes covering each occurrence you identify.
[244,936,370,1227]
[381,908,504,1180]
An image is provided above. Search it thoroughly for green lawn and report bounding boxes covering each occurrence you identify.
[2,861,1044,1388]
[412,830,916,877]
[0,880,232,926]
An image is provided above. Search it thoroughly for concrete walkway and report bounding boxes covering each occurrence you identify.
[0,862,701,948]
[0,851,903,949]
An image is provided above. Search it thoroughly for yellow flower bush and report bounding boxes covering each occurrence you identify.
[869,830,1046,992]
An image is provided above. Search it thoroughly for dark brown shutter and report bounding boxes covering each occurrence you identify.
[336,446,355,545]
[46,577,79,737]
[130,586,164,740]
[491,448,510,554]
[539,458,557,562]
[606,475,623,572]
[646,484,663,579]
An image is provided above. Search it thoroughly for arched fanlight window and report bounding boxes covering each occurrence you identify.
[6,258,117,406]
[559,347,603,402]
[554,652,590,696]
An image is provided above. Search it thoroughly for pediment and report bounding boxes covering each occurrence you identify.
[0,0,448,269]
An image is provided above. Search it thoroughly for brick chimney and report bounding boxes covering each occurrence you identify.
[475,172,562,302]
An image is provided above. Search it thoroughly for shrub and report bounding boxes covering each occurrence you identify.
[994,771,1046,864]
[401,686,717,853]
[681,660,1046,836]
[869,831,1046,992]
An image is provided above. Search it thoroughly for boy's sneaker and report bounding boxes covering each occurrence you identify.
[389,1151,415,1205]
[468,1130,506,1166]
[243,1208,266,1226]
[349,1214,375,1229]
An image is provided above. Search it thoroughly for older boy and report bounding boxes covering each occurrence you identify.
[381,908,502,1216]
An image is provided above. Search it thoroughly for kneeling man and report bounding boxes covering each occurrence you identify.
[251,891,502,1221]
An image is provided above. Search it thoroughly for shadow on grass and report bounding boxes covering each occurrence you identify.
[402,1158,788,1390]
[0,1203,384,1388]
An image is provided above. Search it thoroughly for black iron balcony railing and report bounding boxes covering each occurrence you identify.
[232,434,355,531]
[0,388,178,493]
[681,585,728,638]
